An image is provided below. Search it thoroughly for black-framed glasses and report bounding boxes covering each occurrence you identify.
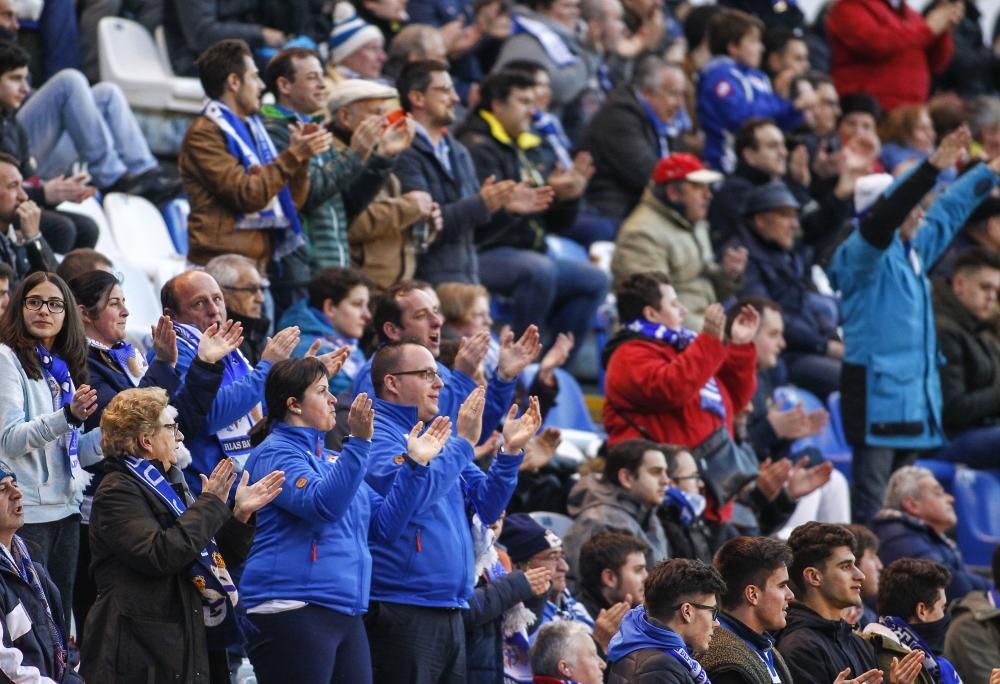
[222,279,270,295]
[672,602,719,620]
[390,368,441,383]
[24,297,65,313]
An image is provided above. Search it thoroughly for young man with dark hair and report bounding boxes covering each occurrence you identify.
[762,27,810,81]
[563,439,670,588]
[0,153,55,284]
[846,523,882,628]
[778,522,922,684]
[53,247,112,284]
[863,559,954,684]
[607,558,726,683]
[698,536,797,684]
[180,39,332,270]
[945,545,1000,684]
[576,531,650,620]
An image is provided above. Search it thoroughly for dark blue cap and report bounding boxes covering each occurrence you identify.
[0,461,16,481]
[743,180,801,216]
[498,513,561,563]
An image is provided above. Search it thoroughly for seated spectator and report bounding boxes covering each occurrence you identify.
[395,60,550,286]
[563,439,670,585]
[864,559,956,684]
[355,0,411,46]
[0,272,101,628]
[697,9,811,172]
[160,270,296,492]
[0,461,82,683]
[880,105,938,176]
[580,56,687,221]
[612,152,742,331]
[944,546,1000,684]
[828,127,1000,524]
[935,0,1000,98]
[837,93,882,151]
[0,153,55,284]
[0,262,10,317]
[698,536,797,684]
[931,197,1000,280]
[602,272,759,483]
[969,95,1000,162]
[366,343,538,682]
[933,247,1000,467]
[762,26,810,81]
[531,620,608,684]
[205,253,271,365]
[845,523,883,629]
[54,247,112,284]
[659,447,713,563]
[383,24,448,83]
[82,387,279,683]
[278,266,371,395]
[776,523,885,683]
[575,531,649,621]
[825,0,959,112]
[606,558,725,683]
[241,358,431,683]
[329,2,387,81]
[733,181,842,399]
[180,39,330,271]
[872,465,991,602]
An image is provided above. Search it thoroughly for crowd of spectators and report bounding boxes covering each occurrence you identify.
[0,0,999,682]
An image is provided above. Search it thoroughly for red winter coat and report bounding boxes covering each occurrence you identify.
[602,332,757,449]
[826,0,954,112]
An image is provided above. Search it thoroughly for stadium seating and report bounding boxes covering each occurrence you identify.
[56,197,121,259]
[774,385,852,479]
[102,192,186,290]
[521,363,599,434]
[528,511,574,539]
[952,467,1000,568]
[116,260,162,348]
[161,198,191,256]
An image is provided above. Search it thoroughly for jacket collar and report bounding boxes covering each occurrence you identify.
[734,158,775,186]
[871,508,955,547]
[478,110,542,150]
[270,421,324,454]
[372,397,420,430]
[719,611,775,651]
[644,187,695,232]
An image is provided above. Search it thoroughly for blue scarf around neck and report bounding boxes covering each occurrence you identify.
[35,345,82,480]
[607,606,711,683]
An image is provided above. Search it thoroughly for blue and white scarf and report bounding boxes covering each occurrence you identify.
[123,455,241,648]
[202,100,304,261]
[174,323,260,463]
[636,90,672,159]
[511,15,579,68]
[879,615,962,684]
[35,346,83,482]
[532,111,572,169]
[624,318,726,419]
[607,606,710,683]
[505,589,593,683]
[89,337,148,386]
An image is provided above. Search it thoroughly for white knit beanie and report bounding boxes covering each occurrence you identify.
[329,2,385,65]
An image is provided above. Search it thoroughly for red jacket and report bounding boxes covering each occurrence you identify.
[826,0,954,112]
[602,332,757,449]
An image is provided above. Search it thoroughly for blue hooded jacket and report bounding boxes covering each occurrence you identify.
[278,298,366,396]
[366,398,523,608]
[239,422,428,615]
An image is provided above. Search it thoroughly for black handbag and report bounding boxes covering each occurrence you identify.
[690,426,759,505]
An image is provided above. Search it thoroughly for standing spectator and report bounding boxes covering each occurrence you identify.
[935,0,1000,98]
[612,152,743,331]
[580,56,687,221]
[180,39,331,271]
[825,0,959,112]
[575,531,649,621]
[205,253,272,366]
[944,546,1000,684]
[82,387,282,683]
[329,2,387,81]
[531,621,608,684]
[606,558,725,683]
[0,272,101,628]
[0,154,56,285]
[828,127,1000,524]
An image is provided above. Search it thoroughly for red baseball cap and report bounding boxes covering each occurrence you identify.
[652,153,723,185]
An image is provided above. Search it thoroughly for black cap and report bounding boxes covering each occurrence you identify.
[839,92,882,123]
[743,180,801,216]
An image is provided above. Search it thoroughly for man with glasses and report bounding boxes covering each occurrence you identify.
[0,154,54,287]
[206,253,271,365]
[365,341,540,683]
[607,558,725,683]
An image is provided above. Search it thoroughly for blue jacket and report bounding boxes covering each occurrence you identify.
[353,355,516,435]
[871,509,991,602]
[829,162,997,449]
[697,57,801,172]
[366,398,523,608]
[240,423,428,615]
[278,299,366,396]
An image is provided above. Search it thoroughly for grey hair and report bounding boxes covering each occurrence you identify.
[883,465,934,511]
[205,253,258,288]
[530,621,591,677]
[632,54,682,94]
[968,96,1000,138]
[388,24,443,61]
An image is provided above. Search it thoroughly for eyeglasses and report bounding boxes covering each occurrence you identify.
[390,368,441,383]
[222,279,270,295]
[23,297,65,313]
[161,423,179,436]
[672,602,719,621]
[427,84,457,95]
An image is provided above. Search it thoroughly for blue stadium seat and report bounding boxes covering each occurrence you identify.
[161,198,190,256]
[545,234,589,263]
[914,459,957,493]
[529,511,574,539]
[773,385,852,480]
[521,364,598,433]
[952,467,1000,568]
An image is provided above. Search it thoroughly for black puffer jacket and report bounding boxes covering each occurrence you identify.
[775,602,877,684]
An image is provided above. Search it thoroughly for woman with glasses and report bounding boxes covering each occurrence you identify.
[0,271,102,629]
[82,387,284,684]
[240,357,448,684]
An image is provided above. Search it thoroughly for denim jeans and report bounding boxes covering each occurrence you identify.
[478,246,610,347]
[18,70,158,187]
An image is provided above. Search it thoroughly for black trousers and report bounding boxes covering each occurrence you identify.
[39,209,98,254]
[366,601,466,684]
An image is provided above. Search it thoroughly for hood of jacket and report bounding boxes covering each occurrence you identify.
[780,602,859,642]
[601,328,669,369]
[566,474,656,521]
[607,605,689,663]
[279,298,339,339]
[871,508,957,551]
[455,108,543,152]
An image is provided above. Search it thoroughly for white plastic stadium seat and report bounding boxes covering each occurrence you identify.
[102,192,186,290]
[56,197,121,259]
[115,261,161,349]
[97,17,205,114]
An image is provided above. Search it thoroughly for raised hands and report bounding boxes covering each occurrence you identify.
[833,668,883,684]
[524,566,552,596]
[537,332,574,385]
[767,404,827,440]
[261,326,300,364]
[721,246,749,279]
[407,416,453,464]
[455,330,491,378]
[377,115,416,157]
[786,457,834,500]
[505,182,555,215]
[931,125,971,171]
[350,115,386,160]
[288,121,333,162]
[200,458,238,503]
[889,648,925,684]
[348,392,375,440]
[498,324,542,381]
[702,303,726,341]
[151,315,179,366]
[521,427,560,472]
[197,320,244,364]
[305,340,352,377]
[755,457,794,502]
[69,384,98,423]
[233,469,285,522]
[457,385,486,446]
[502,396,542,453]
[593,598,632,654]
[43,173,97,205]
[480,176,517,213]
[728,304,761,345]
